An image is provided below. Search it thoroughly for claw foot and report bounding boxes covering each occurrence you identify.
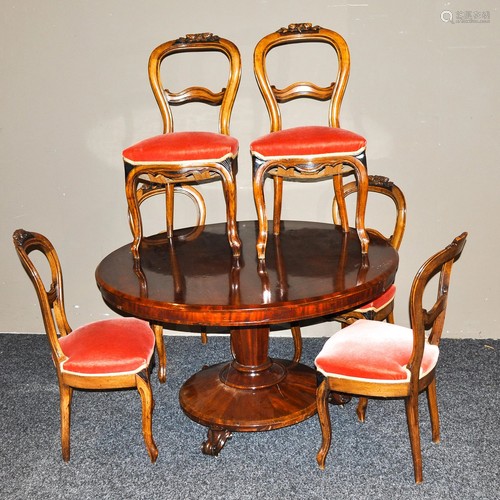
[201,427,232,456]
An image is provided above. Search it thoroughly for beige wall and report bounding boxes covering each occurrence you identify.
[1,1,498,338]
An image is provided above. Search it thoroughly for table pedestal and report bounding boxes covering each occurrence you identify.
[178,326,317,455]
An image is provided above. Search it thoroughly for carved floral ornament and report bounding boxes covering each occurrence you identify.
[278,23,321,35]
[175,33,220,44]
[370,175,394,189]
[446,232,467,251]
[13,228,34,247]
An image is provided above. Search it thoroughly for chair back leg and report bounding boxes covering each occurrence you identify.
[201,326,208,344]
[273,176,284,235]
[290,323,302,363]
[426,377,440,443]
[405,393,423,483]
[356,397,368,422]
[165,183,175,239]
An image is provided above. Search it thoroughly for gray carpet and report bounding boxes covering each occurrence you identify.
[0,333,498,499]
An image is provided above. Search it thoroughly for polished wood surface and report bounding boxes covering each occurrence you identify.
[95,220,398,454]
[97,221,397,326]
[316,232,467,483]
[14,229,158,463]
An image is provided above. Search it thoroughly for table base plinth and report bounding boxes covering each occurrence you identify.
[179,359,317,454]
[220,359,286,389]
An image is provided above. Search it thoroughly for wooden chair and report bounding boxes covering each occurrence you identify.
[251,23,369,260]
[333,175,407,325]
[315,232,467,483]
[124,33,242,261]
[13,229,158,463]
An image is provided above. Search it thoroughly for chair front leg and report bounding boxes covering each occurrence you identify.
[351,159,370,255]
[125,171,144,260]
[316,376,332,469]
[136,370,158,464]
[59,382,73,462]
[386,310,395,324]
[253,159,269,260]
[356,397,368,422]
[333,173,350,233]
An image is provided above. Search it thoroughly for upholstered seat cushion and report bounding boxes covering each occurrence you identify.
[315,320,439,382]
[123,131,239,164]
[355,285,396,313]
[250,126,366,160]
[59,318,155,375]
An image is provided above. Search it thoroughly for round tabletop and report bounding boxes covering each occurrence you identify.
[96,220,399,327]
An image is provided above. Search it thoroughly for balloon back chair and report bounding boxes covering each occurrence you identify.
[315,232,467,483]
[333,174,407,325]
[251,23,369,259]
[13,229,158,463]
[123,33,242,261]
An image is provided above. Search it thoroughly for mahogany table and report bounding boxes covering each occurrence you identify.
[95,220,398,455]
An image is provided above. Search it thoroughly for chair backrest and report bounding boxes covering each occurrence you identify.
[333,175,407,251]
[13,229,70,361]
[407,232,467,381]
[149,33,241,135]
[253,23,350,133]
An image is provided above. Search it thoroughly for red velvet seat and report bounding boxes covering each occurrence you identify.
[315,232,467,483]
[251,24,369,260]
[353,284,397,315]
[251,126,366,160]
[123,131,239,164]
[315,319,439,381]
[13,229,158,463]
[59,318,155,376]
